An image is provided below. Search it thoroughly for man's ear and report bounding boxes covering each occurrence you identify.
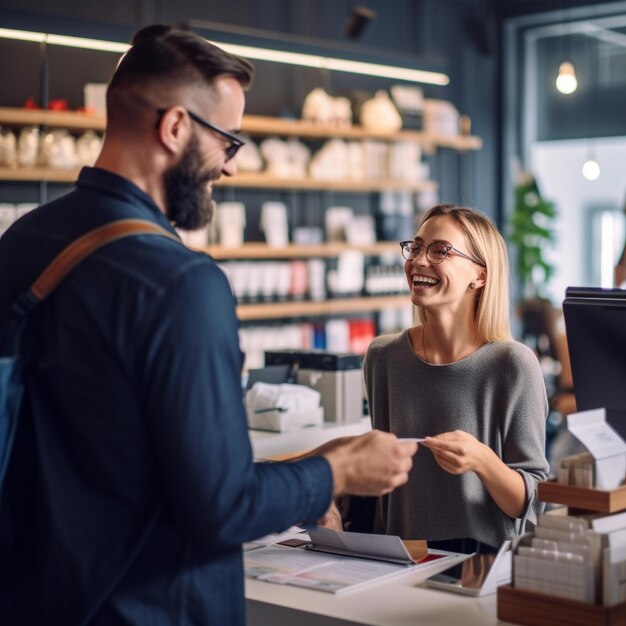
[157,106,190,155]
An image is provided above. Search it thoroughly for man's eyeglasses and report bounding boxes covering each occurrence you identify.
[399,240,486,267]
[156,108,246,162]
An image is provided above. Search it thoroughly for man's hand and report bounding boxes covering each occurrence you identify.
[419,430,487,475]
[317,501,343,531]
[320,430,417,497]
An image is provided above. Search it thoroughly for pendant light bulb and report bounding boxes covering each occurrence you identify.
[582,158,600,181]
[556,61,578,95]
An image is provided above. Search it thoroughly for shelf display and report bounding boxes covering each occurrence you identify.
[497,481,626,626]
[0,106,477,332]
[0,109,104,176]
[0,107,479,199]
[239,318,379,370]
[0,107,482,150]
[207,242,400,260]
[0,166,438,190]
[236,295,409,321]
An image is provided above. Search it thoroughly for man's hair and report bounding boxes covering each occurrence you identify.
[415,203,513,343]
[106,24,254,131]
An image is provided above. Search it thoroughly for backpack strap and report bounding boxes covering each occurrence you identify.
[10,219,180,322]
[31,219,179,301]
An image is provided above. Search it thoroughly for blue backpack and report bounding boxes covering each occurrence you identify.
[0,219,177,495]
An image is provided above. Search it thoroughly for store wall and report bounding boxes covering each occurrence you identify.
[532,136,626,300]
[0,0,500,220]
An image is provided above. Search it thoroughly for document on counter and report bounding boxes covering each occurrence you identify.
[244,533,461,594]
[243,526,309,552]
[307,527,427,565]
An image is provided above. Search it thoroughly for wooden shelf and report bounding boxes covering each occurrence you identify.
[241,115,482,151]
[216,172,437,192]
[0,109,477,193]
[537,480,626,513]
[236,295,409,321]
[0,108,481,151]
[207,242,401,260]
[498,585,626,626]
[0,107,105,130]
[0,166,437,192]
[0,166,80,182]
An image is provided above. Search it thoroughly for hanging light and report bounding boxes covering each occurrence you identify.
[582,157,600,180]
[556,61,578,94]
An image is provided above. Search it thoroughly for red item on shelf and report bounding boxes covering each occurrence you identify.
[23,98,40,110]
[349,319,376,355]
[48,99,69,111]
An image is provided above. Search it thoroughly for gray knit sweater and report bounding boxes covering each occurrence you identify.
[364,330,550,547]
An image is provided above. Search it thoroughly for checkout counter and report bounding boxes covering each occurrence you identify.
[247,423,514,625]
[246,564,512,625]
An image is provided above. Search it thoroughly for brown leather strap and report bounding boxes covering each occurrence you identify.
[30,219,180,301]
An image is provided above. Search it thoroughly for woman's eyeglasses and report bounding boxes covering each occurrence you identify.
[399,240,486,267]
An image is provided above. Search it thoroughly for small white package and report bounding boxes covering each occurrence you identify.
[245,382,323,432]
[567,408,626,490]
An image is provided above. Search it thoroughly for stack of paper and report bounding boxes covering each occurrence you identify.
[244,528,459,594]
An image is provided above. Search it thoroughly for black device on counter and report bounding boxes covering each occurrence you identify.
[563,287,626,438]
[264,349,362,372]
[245,365,292,391]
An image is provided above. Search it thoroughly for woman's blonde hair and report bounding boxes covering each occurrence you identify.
[415,203,512,343]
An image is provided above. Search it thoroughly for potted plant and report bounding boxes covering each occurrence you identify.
[509,173,557,299]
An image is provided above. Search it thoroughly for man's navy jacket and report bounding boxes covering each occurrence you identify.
[0,167,332,625]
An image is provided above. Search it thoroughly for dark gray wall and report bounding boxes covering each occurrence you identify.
[498,0,612,18]
[0,0,500,223]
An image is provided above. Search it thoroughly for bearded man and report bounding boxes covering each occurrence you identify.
[0,25,416,626]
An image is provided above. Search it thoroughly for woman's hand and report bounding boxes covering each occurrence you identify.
[419,430,488,475]
[317,500,343,531]
[421,429,527,518]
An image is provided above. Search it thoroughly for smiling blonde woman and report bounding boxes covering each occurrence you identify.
[363,203,550,554]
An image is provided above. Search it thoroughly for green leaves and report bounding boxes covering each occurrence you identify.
[509,176,557,298]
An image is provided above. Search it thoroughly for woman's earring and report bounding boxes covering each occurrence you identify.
[469,282,476,290]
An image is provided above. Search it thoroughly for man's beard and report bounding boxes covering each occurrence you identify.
[164,133,221,231]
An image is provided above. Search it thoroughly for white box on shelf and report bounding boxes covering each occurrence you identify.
[217,202,246,247]
[83,83,107,115]
[260,202,289,248]
[567,408,626,490]
[325,206,353,242]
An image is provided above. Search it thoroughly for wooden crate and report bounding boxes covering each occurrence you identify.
[537,480,626,513]
[497,585,626,626]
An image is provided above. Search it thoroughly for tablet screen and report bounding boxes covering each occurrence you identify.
[427,550,498,589]
[425,540,514,595]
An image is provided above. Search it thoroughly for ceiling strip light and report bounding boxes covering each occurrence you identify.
[211,41,449,85]
[0,27,449,86]
[0,27,128,53]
